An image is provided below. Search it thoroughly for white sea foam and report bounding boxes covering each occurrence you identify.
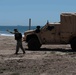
[0,34,24,36]
[0,34,14,36]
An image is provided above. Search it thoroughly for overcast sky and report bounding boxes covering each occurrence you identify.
[0,0,76,26]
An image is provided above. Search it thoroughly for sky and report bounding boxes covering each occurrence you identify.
[0,0,76,26]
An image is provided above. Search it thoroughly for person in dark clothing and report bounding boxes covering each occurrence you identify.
[7,29,25,54]
[35,26,40,33]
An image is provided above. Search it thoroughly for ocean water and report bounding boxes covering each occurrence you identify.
[0,26,36,36]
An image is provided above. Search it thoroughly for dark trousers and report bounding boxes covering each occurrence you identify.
[16,39,25,54]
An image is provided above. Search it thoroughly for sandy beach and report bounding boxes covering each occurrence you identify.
[0,36,76,75]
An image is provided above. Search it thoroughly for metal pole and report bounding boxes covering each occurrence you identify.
[29,18,31,30]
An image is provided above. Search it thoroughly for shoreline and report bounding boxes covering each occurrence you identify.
[0,34,24,37]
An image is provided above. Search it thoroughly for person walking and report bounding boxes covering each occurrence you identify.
[7,29,25,54]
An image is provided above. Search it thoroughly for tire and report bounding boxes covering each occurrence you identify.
[70,38,76,50]
[28,38,41,50]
